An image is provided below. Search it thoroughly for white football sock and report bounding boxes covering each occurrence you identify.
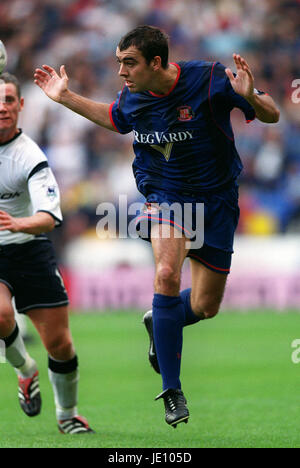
[4,324,37,378]
[48,355,79,421]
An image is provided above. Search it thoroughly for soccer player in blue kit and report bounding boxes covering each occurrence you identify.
[35,25,280,428]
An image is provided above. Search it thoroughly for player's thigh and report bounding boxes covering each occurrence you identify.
[151,224,188,293]
[190,259,228,317]
[27,306,74,359]
[151,223,188,271]
[0,282,14,311]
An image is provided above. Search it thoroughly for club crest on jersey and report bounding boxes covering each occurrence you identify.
[47,186,57,200]
[177,105,194,122]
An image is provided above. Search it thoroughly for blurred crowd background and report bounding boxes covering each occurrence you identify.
[1,0,300,262]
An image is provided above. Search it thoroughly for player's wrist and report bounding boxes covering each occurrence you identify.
[12,217,28,233]
[244,90,257,105]
[57,88,71,105]
[244,94,258,109]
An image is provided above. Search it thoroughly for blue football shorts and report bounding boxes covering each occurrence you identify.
[0,238,69,314]
[134,183,240,275]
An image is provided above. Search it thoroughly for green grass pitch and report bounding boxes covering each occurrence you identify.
[1,309,300,448]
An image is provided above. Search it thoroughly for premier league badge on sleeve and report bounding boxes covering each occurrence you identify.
[47,186,57,201]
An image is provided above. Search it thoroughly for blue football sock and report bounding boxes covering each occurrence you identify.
[180,288,204,326]
[152,294,185,391]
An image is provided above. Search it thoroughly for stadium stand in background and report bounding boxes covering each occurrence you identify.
[1,0,300,301]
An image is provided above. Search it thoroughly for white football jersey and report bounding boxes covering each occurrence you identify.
[0,130,62,244]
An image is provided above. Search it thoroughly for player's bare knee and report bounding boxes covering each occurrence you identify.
[203,304,220,319]
[0,305,15,337]
[46,335,74,361]
[192,296,222,319]
[155,265,181,295]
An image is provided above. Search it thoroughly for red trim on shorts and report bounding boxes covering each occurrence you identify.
[189,253,230,272]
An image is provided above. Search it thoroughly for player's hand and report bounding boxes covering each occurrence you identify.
[0,210,21,232]
[225,54,254,99]
[34,65,69,103]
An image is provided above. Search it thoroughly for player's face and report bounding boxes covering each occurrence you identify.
[116,46,156,93]
[0,83,24,139]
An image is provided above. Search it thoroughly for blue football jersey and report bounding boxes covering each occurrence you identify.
[110,61,257,195]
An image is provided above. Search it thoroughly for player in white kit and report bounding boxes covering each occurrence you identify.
[0,72,93,434]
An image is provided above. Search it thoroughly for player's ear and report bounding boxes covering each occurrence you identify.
[19,97,24,111]
[151,56,162,71]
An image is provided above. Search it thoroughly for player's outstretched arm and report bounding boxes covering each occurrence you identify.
[34,65,117,132]
[0,211,55,235]
[225,54,280,124]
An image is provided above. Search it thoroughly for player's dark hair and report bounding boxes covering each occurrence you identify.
[118,25,169,69]
[0,72,21,99]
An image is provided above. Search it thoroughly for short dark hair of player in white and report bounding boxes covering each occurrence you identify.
[0,74,93,434]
